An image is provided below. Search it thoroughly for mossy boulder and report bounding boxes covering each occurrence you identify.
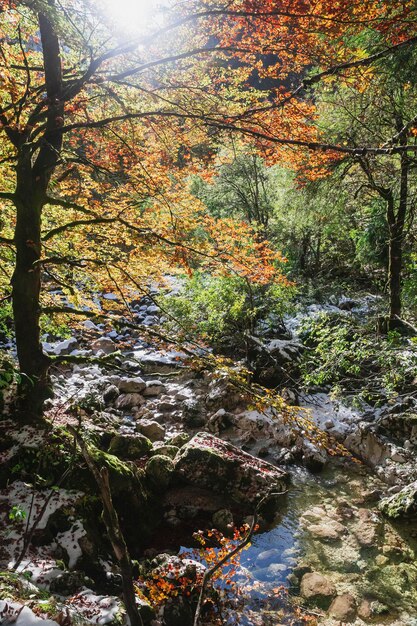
[108,433,152,460]
[379,481,417,519]
[151,444,179,459]
[174,432,289,506]
[167,433,190,448]
[145,455,175,490]
[0,424,161,557]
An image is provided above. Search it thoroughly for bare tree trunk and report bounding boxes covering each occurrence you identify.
[387,137,408,325]
[11,10,64,418]
[388,222,403,320]
[12,190,51,416]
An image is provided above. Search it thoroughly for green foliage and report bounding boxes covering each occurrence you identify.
[70,391,104,415]
[403,253,417,311]
[301,313,417,404]
[351,199,388,268]
[0,351,19,412]
[39,313,72,340]
[161,273,295,351]
[192,152,277,230]
[0,353,18,390]
[0,301,13,341]
[8,505,27,523]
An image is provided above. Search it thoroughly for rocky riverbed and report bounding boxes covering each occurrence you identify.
[1,291,417,625]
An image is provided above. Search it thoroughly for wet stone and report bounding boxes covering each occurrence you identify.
[307,520,346,542]
[329,593,357,622]
[300,572,337,609]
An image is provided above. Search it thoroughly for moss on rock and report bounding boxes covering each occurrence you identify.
[108,433,152,460]
[379,481,417,519]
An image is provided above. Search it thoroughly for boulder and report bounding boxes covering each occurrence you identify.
[103,384,119,403]
[143,380,166,396]
[108,433,152,459]
[143,315,158,325]
[146,455,175,490]
[50,570,94,595]
[53,337,78,356]
[379,480,417,519]
[329,593,357,621]
[115,393,145,410]
[207,409,234,434]
[151,444,179,459]
[343,426,391,467]
[136,419,165,441]
[205,379,243,412]
[266,338,303,362]
[182,399,206,427]
[212,508,234,534]
[174,432,289,506]
[91,337,117,354]
[300,572,336,609]
[118,377,146,393]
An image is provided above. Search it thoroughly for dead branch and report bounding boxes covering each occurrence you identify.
[68,426,143,626]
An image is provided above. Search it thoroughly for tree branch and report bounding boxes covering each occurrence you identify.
[193,490,288,626]
[45,195,99,217]
[42,217,120,241]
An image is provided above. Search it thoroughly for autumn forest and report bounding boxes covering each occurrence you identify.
[1,1,417,625]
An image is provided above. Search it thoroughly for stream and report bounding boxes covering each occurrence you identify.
[179,462,417,625]
[2,291,417,625]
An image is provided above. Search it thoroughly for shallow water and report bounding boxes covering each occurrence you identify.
[182,464,417,625]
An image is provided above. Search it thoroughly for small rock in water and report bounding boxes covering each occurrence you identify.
[329,593,357,622]
[308,520,345,541]
[352,508,380,547]
[255,548,281,565]
[300,572,337,608]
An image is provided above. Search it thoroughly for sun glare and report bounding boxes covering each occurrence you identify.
[102,0,162,36]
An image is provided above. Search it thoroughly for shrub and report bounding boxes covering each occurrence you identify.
[300,312,417,405]
[160,273,295,352]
